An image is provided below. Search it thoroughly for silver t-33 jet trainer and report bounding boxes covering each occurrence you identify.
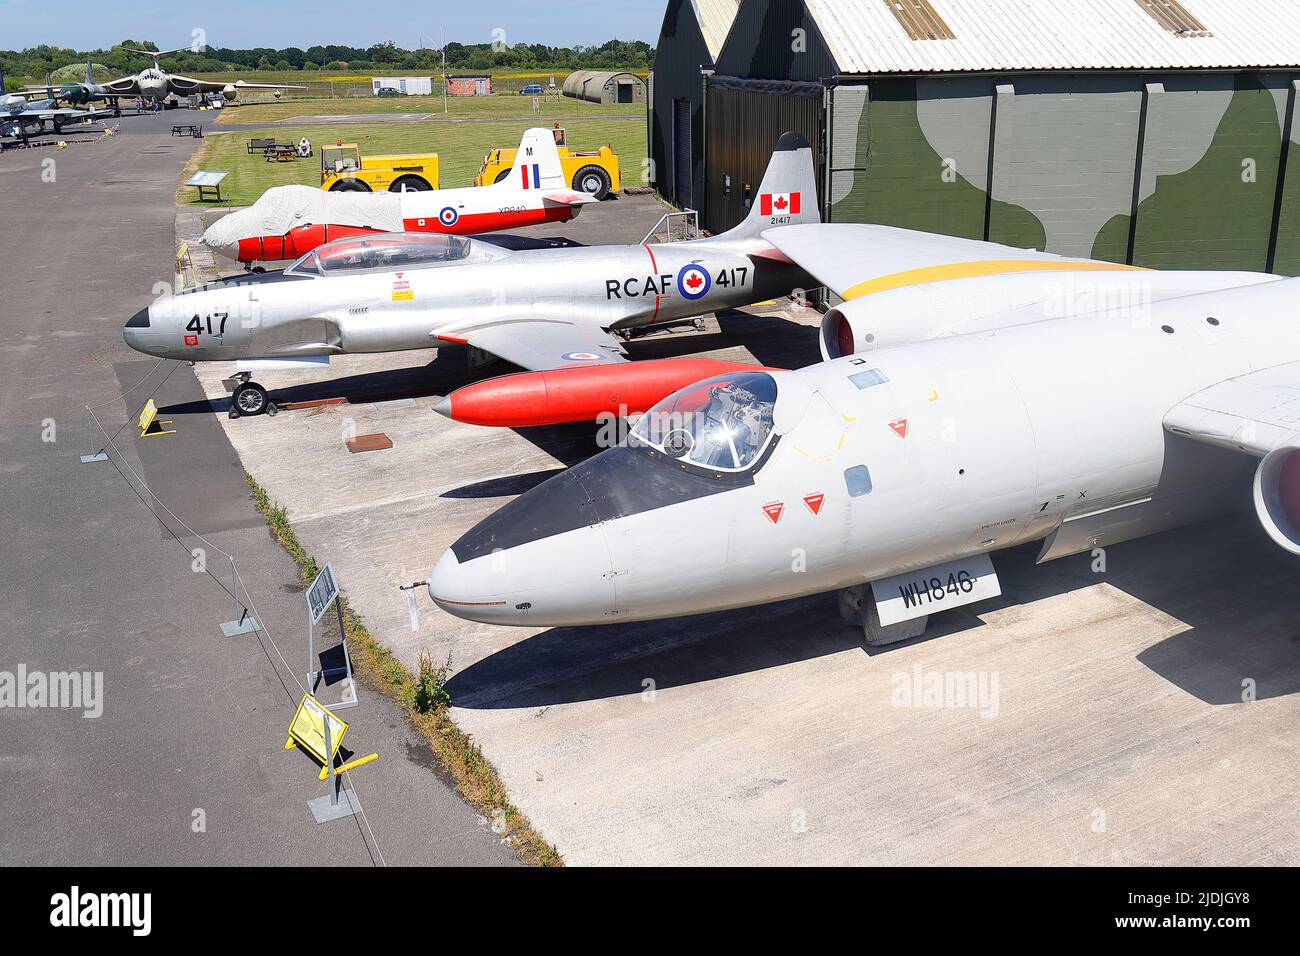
[428,222,1300,646]
[123,133,820,417]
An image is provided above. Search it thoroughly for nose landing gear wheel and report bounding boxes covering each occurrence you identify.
[230,382,270,418]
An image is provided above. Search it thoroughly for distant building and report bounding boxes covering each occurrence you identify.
[372,76,433,96]
[563,71,648,105]
[447,75,492,96]
[652,0,1300,276]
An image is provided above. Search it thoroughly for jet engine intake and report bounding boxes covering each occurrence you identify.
[1253,443,1300,554]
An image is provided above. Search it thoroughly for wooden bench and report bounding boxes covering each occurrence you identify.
[247,137,276,154]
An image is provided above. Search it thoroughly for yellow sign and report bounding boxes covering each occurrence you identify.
[391,289,414,302]
[137,399,175,438]
[285,693,349,769]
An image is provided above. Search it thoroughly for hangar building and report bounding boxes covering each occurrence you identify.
[650,0,742,210]
[563,70,648,104]
[650,0,1300,276]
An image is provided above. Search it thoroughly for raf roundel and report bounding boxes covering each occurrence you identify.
[562,351,602,363]
[677,264,712,301]
[438,207,460,227]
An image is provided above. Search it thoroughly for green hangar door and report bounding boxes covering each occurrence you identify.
[673,98,693,209]
[704,81,823,232]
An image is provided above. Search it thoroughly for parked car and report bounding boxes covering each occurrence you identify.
[520,84,544,96]
[376,87,402,97]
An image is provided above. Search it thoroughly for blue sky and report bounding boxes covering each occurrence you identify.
[1,0,663,50]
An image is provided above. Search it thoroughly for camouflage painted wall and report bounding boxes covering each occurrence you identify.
[1275,81,1300,276]
[826,72,1300,275]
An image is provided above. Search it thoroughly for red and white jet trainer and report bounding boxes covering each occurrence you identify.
[202,127,599,265]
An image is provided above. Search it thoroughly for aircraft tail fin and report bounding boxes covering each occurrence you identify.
[719,132,821,241]
[86,60,94,84]
[504,127,568,193]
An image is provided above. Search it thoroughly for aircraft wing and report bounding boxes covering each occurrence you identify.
[99,76,141,96]
[442,319,628,371]
[171,75,306,94]
[542,191,599,207]
[761,222,1134,301]
[1164,362,1300,457]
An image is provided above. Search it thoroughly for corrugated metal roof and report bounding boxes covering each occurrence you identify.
[691,0,743,61]
[807,0,1300,73]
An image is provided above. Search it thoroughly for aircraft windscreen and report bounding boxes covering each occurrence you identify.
[630,372,778,473]
[287,233,473,277]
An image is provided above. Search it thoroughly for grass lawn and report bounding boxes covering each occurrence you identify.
[181,94,647,207]
[216,90,642,125]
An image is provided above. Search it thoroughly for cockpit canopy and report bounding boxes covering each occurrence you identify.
[286,233,474,277]
[630,372,778,473]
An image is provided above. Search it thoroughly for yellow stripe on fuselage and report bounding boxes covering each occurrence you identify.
[842,259,1145,301]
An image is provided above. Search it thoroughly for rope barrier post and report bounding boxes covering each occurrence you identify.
[79,406,108,464]
[307,705,361,824]
[219,554,259,637]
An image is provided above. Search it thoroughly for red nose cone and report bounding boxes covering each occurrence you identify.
[236,237,260,262]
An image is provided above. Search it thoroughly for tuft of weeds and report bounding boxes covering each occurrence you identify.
[245,473,562,867]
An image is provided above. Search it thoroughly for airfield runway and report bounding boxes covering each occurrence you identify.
[183,197,1300,865]
[0,117,515,865]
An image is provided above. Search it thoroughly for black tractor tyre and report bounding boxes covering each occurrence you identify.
[572,165,612,201]
[329,178,372,193]
[493,169,512,185]
[389,175,433,192]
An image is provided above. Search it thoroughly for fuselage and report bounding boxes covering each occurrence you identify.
[214,185,588,263]
[124,232,811,363]
[429,275,1298,627]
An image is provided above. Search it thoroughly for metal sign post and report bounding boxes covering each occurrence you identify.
[306,563,357,710]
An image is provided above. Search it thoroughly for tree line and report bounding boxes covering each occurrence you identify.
[2,38,654,86]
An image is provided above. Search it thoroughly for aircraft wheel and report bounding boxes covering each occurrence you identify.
[572,165,611,200]
[232,382,270,417]
[389,175,432,192]
[329,178,371,192]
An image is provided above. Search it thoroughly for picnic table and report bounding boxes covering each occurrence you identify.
[264,144,299,162]
[247,137,277,154]
[171,124,203,138]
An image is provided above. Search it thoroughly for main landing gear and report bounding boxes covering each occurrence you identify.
[225,373,278,419]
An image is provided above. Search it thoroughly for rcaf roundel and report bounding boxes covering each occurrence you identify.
[677,264,712,301]
[439,206,459,227]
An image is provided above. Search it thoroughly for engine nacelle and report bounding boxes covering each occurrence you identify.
[222,84,238,100]
[1253,444,1300,554]
[817,270,1274,361]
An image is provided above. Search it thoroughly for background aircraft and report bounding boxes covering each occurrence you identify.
[82,46,304,104]
[427,225,1300,644]
[24,61,128,114]
[1,66,102,141]
[123,133,820,418]
[202,128,600,264]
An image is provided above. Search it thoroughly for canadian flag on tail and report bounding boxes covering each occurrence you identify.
[760,192,801,216]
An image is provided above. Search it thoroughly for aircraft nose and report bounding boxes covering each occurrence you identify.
[429,501,619,628]
[122,305,153,352]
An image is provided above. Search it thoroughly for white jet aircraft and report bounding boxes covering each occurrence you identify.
[428,223,1300,645]
[202,128,599,264]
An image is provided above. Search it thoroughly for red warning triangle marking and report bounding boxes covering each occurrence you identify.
[762,502,785,525]
[803,493,825,515]
[889,418,909,439]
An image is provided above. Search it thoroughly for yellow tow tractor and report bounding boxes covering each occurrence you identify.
[474,126,621,200]
[319,141,440,193]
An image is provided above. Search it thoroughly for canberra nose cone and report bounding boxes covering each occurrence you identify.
[428,549,511,623]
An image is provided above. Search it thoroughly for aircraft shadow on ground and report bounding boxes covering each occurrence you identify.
[446,515,1300,710]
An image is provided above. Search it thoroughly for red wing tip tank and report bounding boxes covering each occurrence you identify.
[433,358,784,428]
